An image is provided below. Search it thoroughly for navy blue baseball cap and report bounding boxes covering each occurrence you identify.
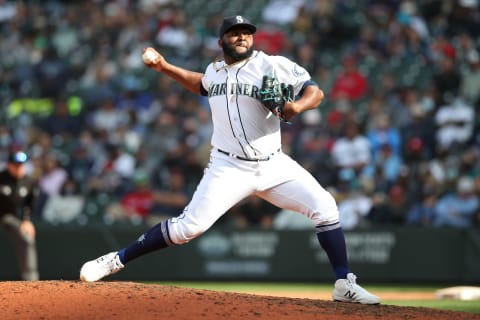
[8,151,28,164]
[219,15,256,37]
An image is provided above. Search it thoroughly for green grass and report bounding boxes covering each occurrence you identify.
[158,282,480,315]
[382,300,480,314]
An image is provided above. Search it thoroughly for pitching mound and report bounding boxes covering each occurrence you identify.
[1,281,478,320]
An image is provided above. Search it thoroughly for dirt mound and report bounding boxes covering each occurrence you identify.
[0,281,478,320]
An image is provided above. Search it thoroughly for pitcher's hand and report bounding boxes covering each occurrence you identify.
[142,47,167,72]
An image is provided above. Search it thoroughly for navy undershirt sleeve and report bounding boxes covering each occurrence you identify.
[200,84,208,96]
[297,80,318,98]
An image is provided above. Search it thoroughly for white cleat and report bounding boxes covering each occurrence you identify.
[80,252,124,282]
[332,273,381,304]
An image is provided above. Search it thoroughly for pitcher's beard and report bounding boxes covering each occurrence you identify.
[222,42,253,62]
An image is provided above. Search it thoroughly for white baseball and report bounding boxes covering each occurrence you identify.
[142,49,158,64]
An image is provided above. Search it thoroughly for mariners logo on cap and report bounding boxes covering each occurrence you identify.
[219,15,256,37]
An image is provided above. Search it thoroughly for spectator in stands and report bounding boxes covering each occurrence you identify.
[67,143,95,193]
[33,45,69,99]
[39,97,83,137]
[331,120,371,186]
[290,4,313,41]
[336,184,373,230]
[105,166,189,226]
[363,93,390,133]
[0,0,16,23]
[432,46,460,106]
[367,113,402,159]
[155,6,198,54]
[447,0,480,37]
[352,22,385,61]
[455,31,478,69]
[105,170,157,225]
[41,176,85,225]
[457,148,480,179]
[147,167,189,226]
[88,98,129,133]
[400,101,436,162]
[293,43,320,77]
[325,98,353,138]
[79,51,118,107]
[434,97,475,155]
[142,109,182,168]
[262,0,304,25]
[0,126,12,156]
[394,0,430,59]
[88,143,135,196]
[365,142,403,189]
[434,176,479,228]
[253,23,288,55]
[390,86,422,132]
[406,187,438,226]
[368,184,411,226]
[27,131,54,166]
[38,154,68,197]
[35,154,68,217]
[329,54,369,102]
[459,49,480,106]
[293,113,337,188]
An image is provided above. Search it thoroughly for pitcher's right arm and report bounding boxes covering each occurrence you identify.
[142,47,204,95]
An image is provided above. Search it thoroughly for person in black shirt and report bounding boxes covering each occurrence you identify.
[0,151,39,280]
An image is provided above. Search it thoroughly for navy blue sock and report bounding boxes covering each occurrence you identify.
[316,222,350,280]
[118,221,172,264]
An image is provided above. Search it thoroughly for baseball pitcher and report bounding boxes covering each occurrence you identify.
[80,15,380,304]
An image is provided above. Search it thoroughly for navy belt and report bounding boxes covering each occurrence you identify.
[217,149,277,162]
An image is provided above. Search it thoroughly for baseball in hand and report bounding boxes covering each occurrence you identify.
[142,49,158,64]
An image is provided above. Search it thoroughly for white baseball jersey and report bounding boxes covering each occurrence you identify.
[164,50,340,246]
[201,50,310,159]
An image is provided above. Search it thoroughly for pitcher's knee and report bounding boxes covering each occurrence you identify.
[310,208,339,226]
[168,220,208,245]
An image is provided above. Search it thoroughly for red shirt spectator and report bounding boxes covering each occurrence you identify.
[254,25,287,55]
[330,55,368,101]
[120,189,155,218]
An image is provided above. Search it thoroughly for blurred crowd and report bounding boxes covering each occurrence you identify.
[0,0,479,229]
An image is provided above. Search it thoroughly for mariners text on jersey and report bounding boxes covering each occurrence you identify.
[208,82,260,99]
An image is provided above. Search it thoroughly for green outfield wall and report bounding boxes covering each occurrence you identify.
[1,225,479,283]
